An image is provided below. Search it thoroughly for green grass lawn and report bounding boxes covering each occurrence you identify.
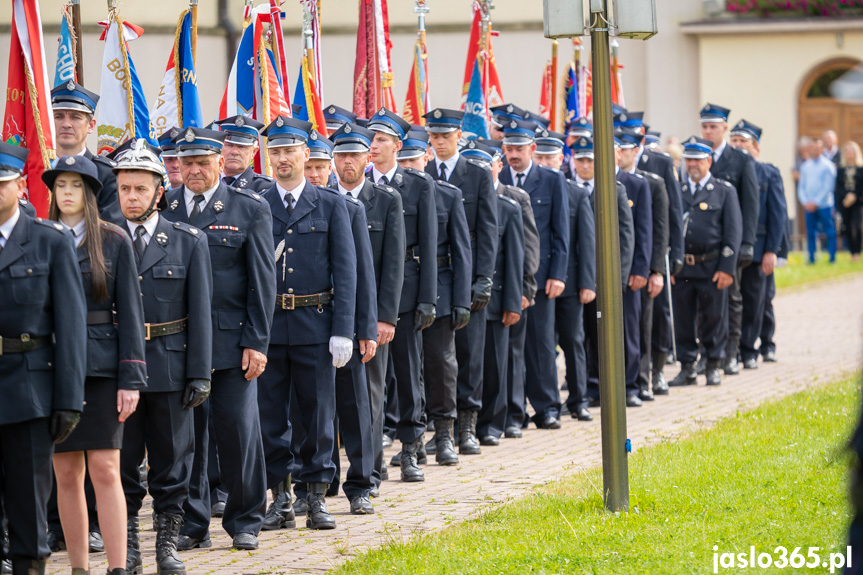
[333,374,860,575]
[775,251,863,290]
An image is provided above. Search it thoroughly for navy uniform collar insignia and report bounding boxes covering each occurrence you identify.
[433,109,442,119]
[213,200,224,212]
[54,222,64,231]
[394,173,403,186]
[344,124,352,133]
[169,199,179,210]
[276,117,284,127]
[190,227,198,234]
[184,128,195,142]
[235,116,244,127]
[64,157,75,165]
[66,80,75,91]
[252,193,261,200]
[238,178,247,187]
[707,183,714,191]
[156,231,168,245]
[640,155,647,163]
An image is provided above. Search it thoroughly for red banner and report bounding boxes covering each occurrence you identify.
[352,0,377,118]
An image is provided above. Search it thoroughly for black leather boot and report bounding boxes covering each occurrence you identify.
[10,559,45,575]
[723,352,740,376]
[651,350,669,395]
[694,355,707,375]
[434,419,459,466]
[154,514,186,575]
[399,439,425,482]
[261,477,296,530]
[457,410,481,455]
[669,362,697,387]
[706,359,723,386]
[126,517,143,575]
[106,569,128,575]
[305,484,336,530]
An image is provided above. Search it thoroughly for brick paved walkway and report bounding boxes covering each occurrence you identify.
[46,274,863,575]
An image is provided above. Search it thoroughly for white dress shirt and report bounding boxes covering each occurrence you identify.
[576,177,595,194]
[509,162,533,188]
[126,213,159,245]
[712,140,727,164]
[70,219,86,248]
[434,152,459,181]
[371,165,397,185]
[277,178,307,210]
[338,181,362,199]
[687,173,711,195]
[0,207,21,249]
[185,183,218,218]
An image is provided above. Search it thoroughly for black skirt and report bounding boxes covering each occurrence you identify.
[55,376,124,453]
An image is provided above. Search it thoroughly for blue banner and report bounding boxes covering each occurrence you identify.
[461,59,489,141]
[178,11,202,128]
[53,14,75,87]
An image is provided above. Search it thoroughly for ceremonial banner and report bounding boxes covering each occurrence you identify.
[219,18,257,118]
[270,0,292,109]
[459,2,504,110]
[461,59,489,141]
[53,6,77,87]
[97,14,155,154]
[538,60,552,120]
[150,10,202,137]
[352,0,377,118]
[3,0,55,217]
[402,33,430,126]
[293,52,327,133]
[255,17,291,126]
[374,0,397,112]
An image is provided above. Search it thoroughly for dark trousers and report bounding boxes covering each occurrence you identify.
[760,274,776,356]
[637,289,655,388]
[455,307,487,412]
[586,290,640,400]
[740,264,770,361]
[121,390,194,518]
[390,312,426,445]
[477,319,510,439]
[364,343,388,488]
[333,352,374,500]
[843,205,863,254]
[423,317,458,422]
[505,309,529,430]
[524,292,560,419]
[182,367,267,538]
[207,416,227,505]
[651,282,673,355]
[673,278,729,363]
[258,343,336,487]
[47,463,99,535]
[0,418,52,561]
[383,353,398,439]
[555,295,587,410]
[725,265,743,357]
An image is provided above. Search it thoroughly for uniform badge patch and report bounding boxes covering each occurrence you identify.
[238,178,247,187]
[184,128,195,142]
[66,80,76,91]
[628,199,634,207]
[213,200,224,212]
[54,223,64,231]
[707,183,714,191]
[276,117,284,128]
[235,116,244,127]
[156,232,168,245]
[344,124,352,134]
[699,202,708,211]
[169,199,179,210]
[433,109,442,119]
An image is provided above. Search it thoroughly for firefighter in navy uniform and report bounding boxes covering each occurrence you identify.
[0,142,87,575]
[365,108,437,483]
[669,137,742,387]
[161,127,275,551]
[112,140,213,575]
[330,123,405,495]
[398,129,471,465]
[51,81,118,214]
[422,108,497,456]
[700,103,759,375]
[256,116,357,531]
[727,120,787,371]
[215,115,274,194]
[323,105,358,134]
[158,127,184,190]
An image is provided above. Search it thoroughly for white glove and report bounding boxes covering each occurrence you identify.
[329,336,353,369]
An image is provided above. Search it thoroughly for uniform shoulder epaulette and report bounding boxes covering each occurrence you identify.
[33,217,66,233]
[234,187,263,202]
[464,157,488,170]
[254,173,274,183]
[404,167,431,181]
[507,184,529,196]
[373,182,398,197]
[99,221,127,238]
[717,179,735,189]
[632,172,644,179]
[644,171,662,181]
[18,198,30,207]
[436,180,461,193]
[319,186,341,196]
[91,155,117,168]
[737,148,750,156]
[498,194,518,207]
[173,221,201,236]
[344,194,360,205]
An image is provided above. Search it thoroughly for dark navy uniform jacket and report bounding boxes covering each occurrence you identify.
[84,149,119,213]
[487,194,524,321]
[79,222,147,388]
[354,180,404,326]
[263,181,357,345]
[374,166,437,315]
[639,148,684,266]
[0,215,87,424]
[426,155,498,281]
[616,169,653,280]
[679,176,743,280]
[342,192,378,342]
[432,180,472,316]
[637,169,670,274]
[226,166,274,195]
[562,180,596,297]
[130,216,213,391]
[18,197,37,218]
[498,184,539,303]
[710,144,759,247]
[753,162,787,263]
[585,181,635,288]
[499,163,569,287]
[164,183,275,370]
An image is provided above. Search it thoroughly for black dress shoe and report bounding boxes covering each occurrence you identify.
[574,407,593,421]
[742,357,758,370]
[625,395,643,407]
[638,384,654,402]
[762,349,777,363]
[706,360,723,386]
[694,356,707,375]
[504,426,522,438]
[369,485,380,498]
[380,461,389,481]
[232,533,258,550]
[210,501,226,518]
[47,530,65,552]
[534,415,561,430]
[382,434,393,448]
[666,352,675,365]
[652,371,669,395]
[177,533,212,551]
[587,397,601,408]
[0,559,10,575]
[669,363,697,387]
[723,356,740,375]
[559,404,571,417]
[479,435,500,446]
[88,530,104,553]
[350,495,375,515]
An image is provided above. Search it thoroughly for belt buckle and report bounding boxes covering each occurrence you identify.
[282,294,295,310]
[144,324,151,341]
[685,254,695,266]
[20,333,30,343]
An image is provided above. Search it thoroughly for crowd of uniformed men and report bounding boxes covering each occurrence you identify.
[0,80,788,575]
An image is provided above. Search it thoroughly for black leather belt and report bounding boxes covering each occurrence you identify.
[437,255,451,267]
[87,310,114,325]
[684,251,719,265]
[0,334,51,356]
[144,318,188,341]
[405,247,417,262]
[276,291,334,310]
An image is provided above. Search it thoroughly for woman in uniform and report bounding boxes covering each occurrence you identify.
[44,156,147,575]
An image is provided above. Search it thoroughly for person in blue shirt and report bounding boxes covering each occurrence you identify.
[797,138,837,264]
